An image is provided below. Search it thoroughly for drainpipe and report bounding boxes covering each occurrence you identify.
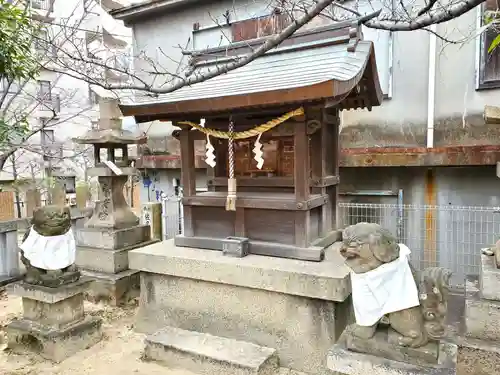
[427,24,437,149]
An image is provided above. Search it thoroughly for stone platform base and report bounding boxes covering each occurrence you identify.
[82,269,139,306]
[129,240,351,374]
[328,331,458,375]
[457,337,500,375]
[6,316,102,363]
[144,326,278,375]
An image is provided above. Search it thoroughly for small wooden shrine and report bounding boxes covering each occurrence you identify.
[120,23,382,262]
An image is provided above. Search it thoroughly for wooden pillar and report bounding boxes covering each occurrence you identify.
[294,119,309,201]
[311,111,336,236]
[294,118,310,247]
[179,128,195,236]
[323,108,340,229]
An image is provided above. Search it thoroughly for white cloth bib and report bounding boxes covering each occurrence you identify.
[20,226,76,271]
[350,243,420,327]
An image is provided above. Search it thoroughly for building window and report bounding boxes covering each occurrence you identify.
[478,0,500,89]
[38,80,51,99]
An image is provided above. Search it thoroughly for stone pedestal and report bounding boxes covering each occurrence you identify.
[5,279,102,362]
[328,329,458,375]
[460,254,500,374]
[128,240,352,375]
[75,225,155,305]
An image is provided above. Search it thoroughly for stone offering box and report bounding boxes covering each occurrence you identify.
[5,279,102,362]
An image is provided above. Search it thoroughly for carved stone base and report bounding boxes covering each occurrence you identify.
[24,269,81,288]
[328,329,457,375]
[84,175,140,230]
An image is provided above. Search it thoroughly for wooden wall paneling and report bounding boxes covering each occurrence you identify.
[235,208,246,237]
[215,139,228,179]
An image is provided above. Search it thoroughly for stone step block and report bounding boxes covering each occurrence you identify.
[465,292,500,341]
[144,326,279,375]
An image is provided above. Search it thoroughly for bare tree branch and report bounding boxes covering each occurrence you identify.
[363,0,486,30]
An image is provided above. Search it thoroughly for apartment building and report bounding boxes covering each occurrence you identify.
[0,0,132,195]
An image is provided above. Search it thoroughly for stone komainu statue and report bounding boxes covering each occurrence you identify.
[340,222,451,348]
[20,205,80,287]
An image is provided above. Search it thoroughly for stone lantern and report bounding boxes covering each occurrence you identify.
[71,98,152,305]
[73,98,146,229]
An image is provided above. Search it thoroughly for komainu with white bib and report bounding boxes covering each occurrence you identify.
[19,205,80,287]
[339,222,452,349]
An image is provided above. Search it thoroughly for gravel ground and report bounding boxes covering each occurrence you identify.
[0,289,198,375]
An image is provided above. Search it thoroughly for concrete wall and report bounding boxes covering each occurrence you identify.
[342,6,500,148]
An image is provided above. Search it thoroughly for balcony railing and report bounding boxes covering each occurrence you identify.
[30,0,52,11]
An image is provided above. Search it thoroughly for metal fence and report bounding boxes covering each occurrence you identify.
[338,202,500,287]
[160,194,183,240]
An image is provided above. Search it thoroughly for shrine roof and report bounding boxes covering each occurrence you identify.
[120,25,383,122]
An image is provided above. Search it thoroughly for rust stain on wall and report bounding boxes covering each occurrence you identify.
[424,169,437,266]
[340,145,500,167]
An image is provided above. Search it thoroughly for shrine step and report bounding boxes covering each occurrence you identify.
[143,326,279,375]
